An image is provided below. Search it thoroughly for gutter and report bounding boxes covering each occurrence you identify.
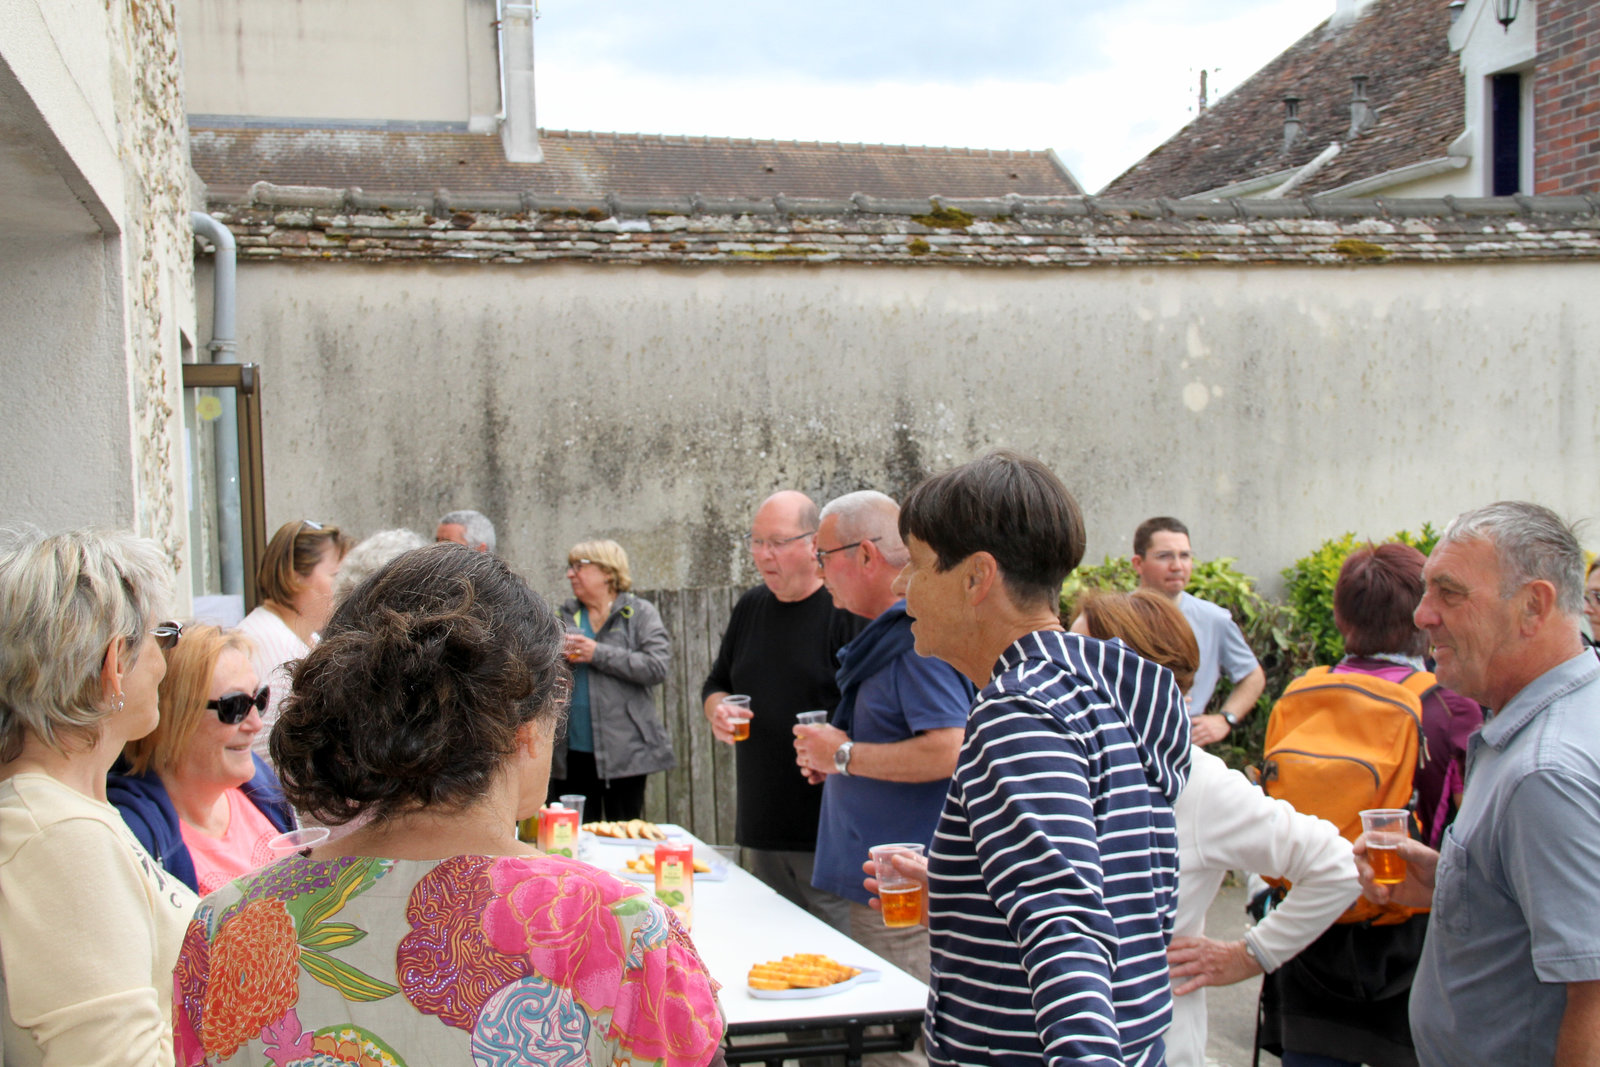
[1319,155,1469,198]
[189,211,245,599]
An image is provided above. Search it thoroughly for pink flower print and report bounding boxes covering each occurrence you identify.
[397,855,528,1029]
[482,856,637,1015]
[261,1007,315,1067]
[609,903,724,1065]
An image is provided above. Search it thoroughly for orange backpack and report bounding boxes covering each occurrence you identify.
[1260,665,1434,926]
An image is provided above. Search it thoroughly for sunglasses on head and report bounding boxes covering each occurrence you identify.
[207,685,270,725]
[150,622,183,651]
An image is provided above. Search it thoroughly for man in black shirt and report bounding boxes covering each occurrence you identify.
[703,489,863,929]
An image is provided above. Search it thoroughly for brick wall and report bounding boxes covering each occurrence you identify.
[1536,0,1600,194]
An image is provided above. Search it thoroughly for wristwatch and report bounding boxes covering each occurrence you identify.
[834,740,855,776]
[1220,711,1239,728]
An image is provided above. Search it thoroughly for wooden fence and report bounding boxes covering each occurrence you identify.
[634,586,742,844]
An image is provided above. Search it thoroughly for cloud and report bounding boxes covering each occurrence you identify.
[534,0,1326,191]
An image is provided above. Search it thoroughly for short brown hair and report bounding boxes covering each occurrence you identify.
[1334,542,1428,658]
[569,539,632,593]
[271,543,569,826]
[123,624,252,776]
[900,450,1086,610]
[1133,517,1189,559]
[257,520,350,606]
[1077,589,1200,695]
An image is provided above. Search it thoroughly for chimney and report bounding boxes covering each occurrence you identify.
[1349,75,1374,136]
[1283,96,1303,152]
[498,1,542,163]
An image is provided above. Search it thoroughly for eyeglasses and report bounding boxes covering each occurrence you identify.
[815,537,882,568]
[566,559,595,572]
[150,622,183,651]
[207,685,270,725]
[298,520,326,533]
[1586,590,1600,608]
[745,531,815,552]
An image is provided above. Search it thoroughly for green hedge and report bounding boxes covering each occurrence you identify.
[1061,526,1439,770]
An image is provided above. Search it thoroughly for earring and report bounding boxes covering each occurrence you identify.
[111,691,125,713]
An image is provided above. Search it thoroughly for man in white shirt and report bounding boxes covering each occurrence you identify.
[1132,516,1264,746]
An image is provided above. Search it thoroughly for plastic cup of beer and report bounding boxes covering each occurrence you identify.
[268,826,331,859]
[723,695,753,741]
[1360,809,1411,885]
[871,842,927,928]
[795,710,828,727]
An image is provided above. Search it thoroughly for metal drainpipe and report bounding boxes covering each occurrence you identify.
[190,211,245,599]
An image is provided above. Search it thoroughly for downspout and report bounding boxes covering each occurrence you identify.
[190,211,245,600]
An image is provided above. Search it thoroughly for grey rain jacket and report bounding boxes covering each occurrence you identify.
[554,591,676,780]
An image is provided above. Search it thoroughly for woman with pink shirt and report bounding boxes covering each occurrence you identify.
[236,520,350,760]
[108,624,295,894]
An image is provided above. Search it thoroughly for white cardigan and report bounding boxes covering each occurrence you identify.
[1167,747,1360,1067]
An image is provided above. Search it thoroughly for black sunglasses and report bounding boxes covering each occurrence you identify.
[151,622,183,651]
[207,685,270,725]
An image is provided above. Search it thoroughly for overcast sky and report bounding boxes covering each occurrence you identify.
[533,0,1330,193]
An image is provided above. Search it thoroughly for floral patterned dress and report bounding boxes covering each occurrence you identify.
[173,852,724,1067]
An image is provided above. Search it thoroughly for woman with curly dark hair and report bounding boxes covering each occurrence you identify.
[170,543,724,1066]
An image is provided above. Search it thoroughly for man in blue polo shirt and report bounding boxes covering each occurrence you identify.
[794,490,972,1038]
[1356,501,1600,1067]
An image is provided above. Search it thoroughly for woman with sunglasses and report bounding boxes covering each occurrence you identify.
[0,528,198,1066]
[237,519,350,759]
[108,624,295,894]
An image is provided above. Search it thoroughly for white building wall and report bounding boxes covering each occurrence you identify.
[0,0,194,590]
[179,0,499,124]
[208,258,1600,600]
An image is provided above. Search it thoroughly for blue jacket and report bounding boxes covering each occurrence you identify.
[106,754,295,893]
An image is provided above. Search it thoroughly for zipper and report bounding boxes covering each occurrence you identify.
[1291,680,1430,768]
[1266,748,1381,791]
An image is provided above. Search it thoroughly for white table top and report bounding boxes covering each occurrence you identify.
[587,830,929,1029]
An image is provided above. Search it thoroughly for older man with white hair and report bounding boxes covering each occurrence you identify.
[793,490,972,1049]
[1356,501,1600,1067]
[434,509,496,554]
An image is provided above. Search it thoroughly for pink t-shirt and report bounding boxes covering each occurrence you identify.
[179,789,280,895]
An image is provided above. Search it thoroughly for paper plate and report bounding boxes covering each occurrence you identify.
[747,966,881,1000]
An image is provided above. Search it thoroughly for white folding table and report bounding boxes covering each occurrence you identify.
[588,830,929,1066]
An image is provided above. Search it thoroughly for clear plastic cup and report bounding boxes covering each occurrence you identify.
[723,694,753,741]
[796,710,828,726]
[267,826,331,859]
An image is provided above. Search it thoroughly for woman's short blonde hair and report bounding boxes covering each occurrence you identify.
[0,528,172,760]
[569,539,631,593]
[257,520,351,607]
[123,624,252,776]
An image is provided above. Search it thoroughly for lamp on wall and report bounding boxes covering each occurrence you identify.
[1494,0,1520,30]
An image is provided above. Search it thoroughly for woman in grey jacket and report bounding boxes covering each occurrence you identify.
[551,539,675,821]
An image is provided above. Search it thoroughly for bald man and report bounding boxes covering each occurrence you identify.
[703,490,864,929]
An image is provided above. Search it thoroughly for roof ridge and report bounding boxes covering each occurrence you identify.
[536,128,1049,157]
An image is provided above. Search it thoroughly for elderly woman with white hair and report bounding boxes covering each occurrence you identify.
[0,529,199,1066]
[330,527,428,604]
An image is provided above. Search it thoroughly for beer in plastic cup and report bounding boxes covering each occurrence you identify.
[871,842,927,928]
[1359,808,1411,885]
[723,695,752,741]
[796,710,828,726]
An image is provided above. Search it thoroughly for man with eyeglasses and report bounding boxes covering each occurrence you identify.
[793,491,972,1055]
[703,490,865,929]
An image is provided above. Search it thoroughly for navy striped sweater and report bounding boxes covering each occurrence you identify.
[924,631,1192,1066]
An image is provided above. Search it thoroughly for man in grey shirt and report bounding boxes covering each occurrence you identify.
[1355,501,1600,1066]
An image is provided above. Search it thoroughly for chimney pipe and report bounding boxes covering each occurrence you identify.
[1283,96,1303,152]
[1349,75,1374,136]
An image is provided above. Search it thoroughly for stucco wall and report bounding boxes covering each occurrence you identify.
[0,0,193,587]
[179,0,496,124]
[208,258,1600,599]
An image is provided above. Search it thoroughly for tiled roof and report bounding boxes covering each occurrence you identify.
[188,122,1083,201]
[1102,0,1464,198]
[198,182,1600,269]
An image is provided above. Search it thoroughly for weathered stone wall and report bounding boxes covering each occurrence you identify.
[110,0,194,563]
[198,243,1600,599]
